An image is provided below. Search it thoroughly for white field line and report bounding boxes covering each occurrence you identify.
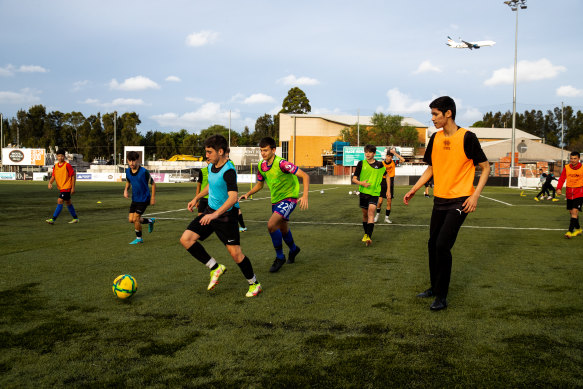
[479,195,513,206]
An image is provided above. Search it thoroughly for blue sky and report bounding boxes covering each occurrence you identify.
[1,0,582,133]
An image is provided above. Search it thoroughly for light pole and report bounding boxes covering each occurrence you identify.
[504,0,527,187]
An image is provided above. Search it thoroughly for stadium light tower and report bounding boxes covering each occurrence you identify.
[504,0,527,187]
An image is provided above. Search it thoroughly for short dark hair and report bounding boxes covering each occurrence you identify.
[56,149,66,156]
[429,96,456,120]
[127,151,140,161]
[364,144,376,153]
[204,134,229,154]
[259,137,277,149]
[571,151,580,158]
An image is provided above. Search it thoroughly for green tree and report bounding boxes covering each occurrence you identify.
[280,87,311,114]
[337,124,372,146]
[370,113,402,146]
[253,114,275,144]
[156,133,177,159]
[238,126,253,146]
[63,112,86,153]
[199,124,239,146]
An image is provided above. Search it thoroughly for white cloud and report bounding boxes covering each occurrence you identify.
[414,60,441,74]
[185,96,204,104]
[165,75,181,82]
[311,107,350,115]
[278,74,320,86]
[109,75,160,91]
[72,80,90,92]
[0,88,41,104]
[459,107,483,124]
[243,93,275,104]
[151,102,240,128]
[18,65,48,73]
[382,88,432,114]
[556,85,583,97]
[186,30,219,47]
[484,58,566,86]
[82,98,100,105]
[82,97,146,107]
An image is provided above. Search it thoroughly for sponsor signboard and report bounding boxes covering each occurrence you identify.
[1,148,45,166]
[76,173,93,180]
[0,172,16,180]
[341,146,404,166]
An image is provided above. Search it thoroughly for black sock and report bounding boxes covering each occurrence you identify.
[140,217,151,224]
[362,222,367,234]
[135,230,142,238]
[571,217,580,231]
[187,242,212,264]
[237,256,255,280]
[238,213,246,228]
[386,209,391,217]
[367,223,374,238]
[376,209,381,214]
[577,218,581,229]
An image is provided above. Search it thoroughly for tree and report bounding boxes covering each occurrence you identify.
[253,114,275,144]
[199,124,239,146]
[63,112,86,153]
[370,113,402,145]
[280,87,311,114]
[238,126,253,146]
[337,124,372,146]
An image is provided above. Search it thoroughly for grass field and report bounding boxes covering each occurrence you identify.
[1,181,582,388]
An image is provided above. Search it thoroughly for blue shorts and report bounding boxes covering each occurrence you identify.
[272,199,297,221]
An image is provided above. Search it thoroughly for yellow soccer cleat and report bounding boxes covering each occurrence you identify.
[533,197,539,202]
[246,283,263,297]
[361,234,369,242]
[564,231,573,239]
[208,264,227,290]
[572,228,583,237]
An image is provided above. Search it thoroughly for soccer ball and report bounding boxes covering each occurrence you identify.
[112,274,138,299]
[349,191,353,195]
[355,191,360,195]
[320,190,324,194]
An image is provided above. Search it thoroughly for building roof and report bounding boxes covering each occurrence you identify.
[480,137,568,162]
[427,126,541,141]
[283,113,427,128]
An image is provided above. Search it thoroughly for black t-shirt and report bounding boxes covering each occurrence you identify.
[353,160,385,179]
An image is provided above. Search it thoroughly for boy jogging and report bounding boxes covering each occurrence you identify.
[352,144,389,247]
[404,96,489,311]
[46,149,79,224]
[375,147,405,224]
[180,135,262,297]
[239,137,309,273]
[124,151,156,244]
[556,151,583,238]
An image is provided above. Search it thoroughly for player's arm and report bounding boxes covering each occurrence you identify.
[150,181,156,205]
[48,171,55,189]
[351,162,369,187]
[70,168,76,195]
[195,182,202,197]
[385,171,391,199]
[124,181,131,199]
[293,168,309,210]
[391,148,405,163]
[239,181,264,201]
[461,161,490,213]
[188,186,209,212]
[200,190,238,225]
[404,166,433,205]
[556,168,567,195]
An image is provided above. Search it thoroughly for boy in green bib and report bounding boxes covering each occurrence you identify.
[239,137,309,273]
[352,144,389,246]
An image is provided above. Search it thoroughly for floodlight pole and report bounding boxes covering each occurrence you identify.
[357,109,360,146]
[113,111,117,166]
[561,101,564,170]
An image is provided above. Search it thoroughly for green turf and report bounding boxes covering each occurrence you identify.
[1,181,582,387]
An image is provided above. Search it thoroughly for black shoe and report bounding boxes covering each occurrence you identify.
[430,297,448,311]
[269,257,286,273]
[287,246,300,264]
[416,288,434,298]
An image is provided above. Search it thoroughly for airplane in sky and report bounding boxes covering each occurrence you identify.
[446,36,496,50]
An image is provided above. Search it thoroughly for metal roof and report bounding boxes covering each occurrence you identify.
[284,113,426,128]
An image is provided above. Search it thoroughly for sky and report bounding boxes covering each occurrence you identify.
[1,0,582,134]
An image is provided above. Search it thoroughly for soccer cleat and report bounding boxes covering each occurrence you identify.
[245,283,263,297]
[269,257,286,273]
[361,234,369,242]
[534,197,539,202]
[365,237,372,247]
[572,228,583,237]
[208,264,227,290]
[68,218,79,224]
[374,213,379,223]
[546,196,553,200]
[425,193,430,198]
[45,218,55,224]
[129,238,144,245]
[148,217,156,233]
[287,246,300,264]
[385,216,392,224]
[239,227,247,232]
[564,231,573,239]
[552,198,560,202]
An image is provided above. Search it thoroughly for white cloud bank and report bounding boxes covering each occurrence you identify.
[165,75,181,82]
[278,74,320,86]
[0,64,48,76]
[109,76,160,91]
[0,88,41,104]
[243,93,275,104]
[381,88,432,114]
[151,102,240,128]
[186,31,219,47]
[484,58,566,86]
[82,98,146,107]
[414,60,441,74]
[556,85,583,97]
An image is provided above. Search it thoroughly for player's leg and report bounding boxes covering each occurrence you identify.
[61,192,78,223]
[267,210,287,272]
[238,208,247,232]
[129,211,143,244]
[375,196,384,223]
[47,195,64,224]
[385,192,393,224]
[572,207,581,236]
[224,244,262,297]
[365,201,376,246]
[273,200,300,264]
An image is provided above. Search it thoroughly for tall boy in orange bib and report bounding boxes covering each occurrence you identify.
[404,96,489,311]
[46,149,79,224]
[556,151,583,238]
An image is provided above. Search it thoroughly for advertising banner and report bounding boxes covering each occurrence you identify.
[341,146,403,166]
[1,148,45,166]
[0,172,16,180]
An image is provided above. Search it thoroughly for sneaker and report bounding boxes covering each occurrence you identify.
[361,234,369,242]
[572,228,583,237]
[546,196,552,200]
[374,213,379,223]
[365,237,372,247]
[534,197,539,202]
[287,246,300,264]
[564,231,573,239]
[129,238,143,245]
[239,227,247,232]
[246,283,263,297]
[208,264,227,290]
[385,216,392,224]
[45,218,55,224]
[269,257,286,273]
[68,218,79,224]
[424,193,430,198]
[148,218,156,233]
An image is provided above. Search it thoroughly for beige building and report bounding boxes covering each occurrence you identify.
[279,113,427,167]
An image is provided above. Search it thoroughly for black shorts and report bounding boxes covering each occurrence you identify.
[379,178,395,199]
[566,198,583,211]
[359,193,379,209]
[58,191,71,201]
[129,201,150,215]
[425,178,434,188]
[186,208,240,245]
[197,198,208,214]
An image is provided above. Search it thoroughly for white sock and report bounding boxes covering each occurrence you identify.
[205,258,217,269]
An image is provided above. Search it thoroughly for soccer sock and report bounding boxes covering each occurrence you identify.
[376,209,381,214]
[576,217,581,229]
[386,209,391,217]
[236,256,256,283]
[52,203,63,219]
[135,230,142,238]
[67,204,78,219]
[238,213,246,229]
[282,230,297,252]
[140,217,151,224]
[187,242,213,265]
[270,230,285,259]
[571,217,580,231]
[362,222,367,234]
[367,223,374,238]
